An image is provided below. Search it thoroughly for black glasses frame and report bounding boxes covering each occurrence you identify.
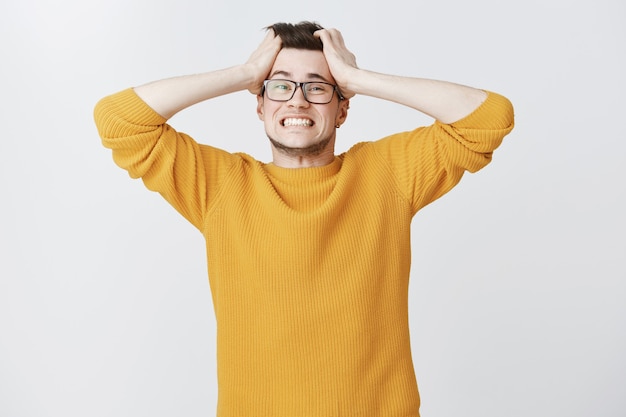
[261,79,345,104]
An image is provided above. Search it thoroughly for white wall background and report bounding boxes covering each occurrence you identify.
[1,0,624,416]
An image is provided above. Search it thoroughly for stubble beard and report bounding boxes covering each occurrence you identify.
[267,135,332,157]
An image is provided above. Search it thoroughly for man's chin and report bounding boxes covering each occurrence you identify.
[268,136,332,157]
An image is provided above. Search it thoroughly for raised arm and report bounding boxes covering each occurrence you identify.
[315,29,489,124]
[133,30,282,119]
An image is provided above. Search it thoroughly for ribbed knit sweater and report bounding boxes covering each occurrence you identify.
[94,88,514,417]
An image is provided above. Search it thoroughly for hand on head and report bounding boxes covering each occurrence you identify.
[314,28,358,99]
[246,29,282,95]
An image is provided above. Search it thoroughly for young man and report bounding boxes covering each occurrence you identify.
[95,21,514,417]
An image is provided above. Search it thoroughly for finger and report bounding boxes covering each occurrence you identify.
[327,29,346,47]
[264,29,282,52]
[261,28,281,48]
[264,27,276,38]
[315,28,347,51]
[314,28,337,43]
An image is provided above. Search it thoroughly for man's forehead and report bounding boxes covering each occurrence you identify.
[270,49,333,82]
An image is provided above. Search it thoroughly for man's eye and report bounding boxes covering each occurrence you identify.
[271,82,292,91]
[307,83,329,94]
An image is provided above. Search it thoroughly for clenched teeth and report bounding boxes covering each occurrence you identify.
[282,118,313,127]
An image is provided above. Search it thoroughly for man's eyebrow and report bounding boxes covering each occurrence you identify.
[268,71,331,83]
[306,73,331,82]
[269,70,291,79]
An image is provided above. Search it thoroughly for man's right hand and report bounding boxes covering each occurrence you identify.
[245,29,283,96]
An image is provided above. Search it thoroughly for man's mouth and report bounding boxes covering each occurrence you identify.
[282,118,314,127]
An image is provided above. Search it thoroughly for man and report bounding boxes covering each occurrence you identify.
[95,21,514,417]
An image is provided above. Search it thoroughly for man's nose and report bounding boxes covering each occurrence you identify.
[288,85,310,106]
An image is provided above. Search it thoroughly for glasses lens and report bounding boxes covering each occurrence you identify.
[265,80,296,101]
[303,82,334,104]
[265,80,335,104]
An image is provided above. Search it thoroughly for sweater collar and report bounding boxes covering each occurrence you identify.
[263,157,342,184]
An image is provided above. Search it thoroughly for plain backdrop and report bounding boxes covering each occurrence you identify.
[1,0,624,416]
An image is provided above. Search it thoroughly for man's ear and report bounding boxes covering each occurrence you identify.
[336,98,350,126]
[256,95,265,120]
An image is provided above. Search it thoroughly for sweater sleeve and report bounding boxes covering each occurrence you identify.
[93,88,236,230]
[371,91,515,214]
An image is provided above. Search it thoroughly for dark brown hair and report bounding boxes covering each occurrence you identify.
[267,21,324,50]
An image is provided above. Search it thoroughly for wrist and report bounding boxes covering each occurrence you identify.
[235,63,264,95]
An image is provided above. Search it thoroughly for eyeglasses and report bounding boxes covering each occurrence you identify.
[262,79,344,104]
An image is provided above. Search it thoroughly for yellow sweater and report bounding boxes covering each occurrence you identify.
[94,89,514,416]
